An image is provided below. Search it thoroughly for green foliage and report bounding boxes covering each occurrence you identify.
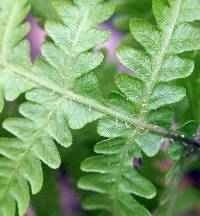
[0,0,114,215]
[175,52,200,123]
[159,121,200,216]
[95,61,117,98]
[78,0,200,215]
[158,186,200,216]
[29,0,60,24]
[31,168,61,216]
[0,0,32,112]
[114,0,152,32]
[0,0,199,215]
[113,0,153,47]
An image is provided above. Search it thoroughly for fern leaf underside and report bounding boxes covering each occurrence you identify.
[78,0,200,215]
[0,0,114,215]
[0,0,199,215]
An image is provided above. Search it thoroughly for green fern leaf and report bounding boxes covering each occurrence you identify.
[0,0,114,215]
[0,0,32,112]
[0,0,199,215]
[78,0,200,215]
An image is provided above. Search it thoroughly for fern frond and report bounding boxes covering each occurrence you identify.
[78,0,200,215]
[0,0,199,215]
[0,0,114,215]
[0,0,32,112]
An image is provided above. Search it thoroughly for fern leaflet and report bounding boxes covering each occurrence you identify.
[0,0,32,112]
[78,0,200,215]
[0,0,114,215]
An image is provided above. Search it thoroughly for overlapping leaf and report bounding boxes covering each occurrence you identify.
[0,0,114,215]
[79,0,200,215]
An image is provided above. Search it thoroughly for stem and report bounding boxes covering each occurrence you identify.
[1,61,200,148]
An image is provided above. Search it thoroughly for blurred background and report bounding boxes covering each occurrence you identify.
[1,0,199,215]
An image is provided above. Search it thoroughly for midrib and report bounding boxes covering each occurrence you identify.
[140,0,182,119]
[64,7,90,83]
[0,61,164,133]
[112,0,182,213]
[70,9,89,52]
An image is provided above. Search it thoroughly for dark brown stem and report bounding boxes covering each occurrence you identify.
[168,133,200,148]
